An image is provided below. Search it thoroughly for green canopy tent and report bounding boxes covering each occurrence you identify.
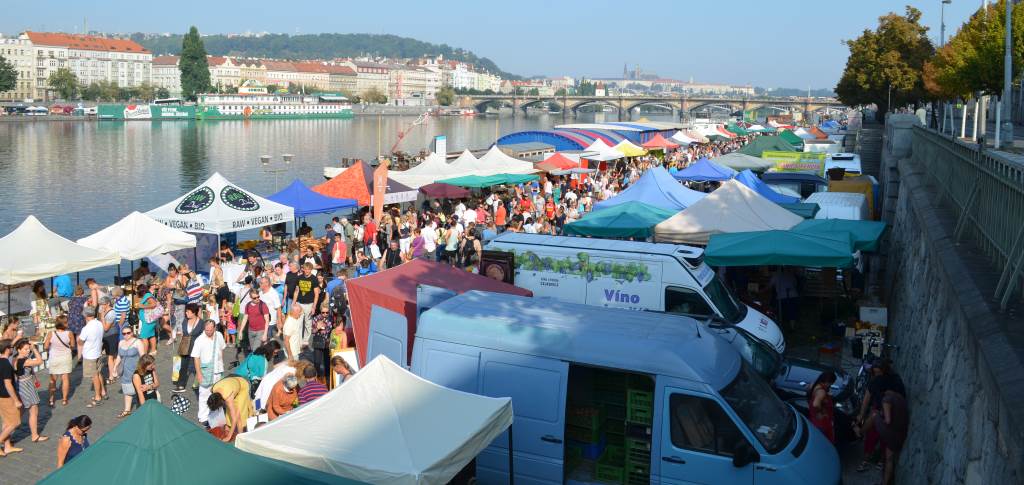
[779,203,820,219]
[725,124,749,136]
[738,136,797,157]
[704,230,854,267]
[563,201,677,239]
[437,173,539,188]
[705,134,730,143]
[778,129,805,149]
[38,401,360,485]
[791,219,887,252]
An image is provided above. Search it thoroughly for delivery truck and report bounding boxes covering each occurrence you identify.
[484,233,786,353]
[367,291,839,485]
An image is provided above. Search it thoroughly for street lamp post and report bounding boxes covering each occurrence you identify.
[942,0,952,134]
[997,0,1014,149]
[260,154,292,192]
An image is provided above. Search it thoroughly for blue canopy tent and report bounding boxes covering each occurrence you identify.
[672,158,737,182]
[268,179,358,217]
[735,170,800,204]
[594,167,706,212]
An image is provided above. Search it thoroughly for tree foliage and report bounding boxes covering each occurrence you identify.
[835,6,934,117]
[436,86,455,106]
[362,87,387,104]
[925,1,1024,99]
[179,26,211,101]
[0,55,16,94]
[134,32,520,80]
[47,68,79,100]
[578,79,597,96]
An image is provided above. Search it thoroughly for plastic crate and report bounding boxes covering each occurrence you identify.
[625,458,650,476]
[600,444,625,464]
[603,419,625,436]
[567,406,604,430]
[626,390,653,424]
[567,424,602,443]
[624,437,651,463]
[568,436,607,460]
[595,463,625,484]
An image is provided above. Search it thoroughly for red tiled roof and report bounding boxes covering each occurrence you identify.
[262,60,296,72]
[153,55,179,65]
[25,32,149,54]
[323,65,356,76]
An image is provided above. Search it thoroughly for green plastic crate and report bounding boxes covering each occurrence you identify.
[626,390,653,424]
[626,458,650,476]
[567,406,604,430]
[567,424,602,443]
[596,463,625,484]
[624,437,651,462]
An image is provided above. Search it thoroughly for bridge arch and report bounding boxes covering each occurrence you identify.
[625,100,676,114]
[518,98,563,113]
[570,99,621,116]
[688,102,740,115]
[473,99,512,113]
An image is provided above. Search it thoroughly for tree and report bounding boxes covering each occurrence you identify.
[81,82,102,101]
[436,86,455,106]
[554,88,566,96]
[835,6,935,120]
[578,79,597,96]
[527,88,539,96]
[134,81,156,101]
[179,26,211,101]
[265,84,282,94]
[0,55,16,94]
[156,87,171,99]
[47,68,79,100]
[100,80,121,102]
[927,1,1024,98]
[363,86,387,104]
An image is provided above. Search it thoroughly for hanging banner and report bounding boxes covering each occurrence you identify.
[762,151,825,176]
[373,160,389,221]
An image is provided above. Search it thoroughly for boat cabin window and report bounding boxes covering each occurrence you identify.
[665,286,713,317]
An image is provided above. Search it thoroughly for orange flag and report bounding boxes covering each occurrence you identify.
[372,159,389,221]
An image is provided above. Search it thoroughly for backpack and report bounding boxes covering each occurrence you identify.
[329,284,348,321]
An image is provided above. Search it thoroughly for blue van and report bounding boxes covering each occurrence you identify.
[368,291,839,485]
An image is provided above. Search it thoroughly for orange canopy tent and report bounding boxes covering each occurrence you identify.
[535,153,578,172]
[642,133,681,150]
[312,160,417,207]
[810,126,829,139]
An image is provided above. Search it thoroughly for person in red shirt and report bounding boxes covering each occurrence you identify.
[239,290,271,348]
[544,198,556,220]
[520,196,532,213]
[363,216,377,256]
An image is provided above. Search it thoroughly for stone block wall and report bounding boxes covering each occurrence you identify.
[884,153,1023,484]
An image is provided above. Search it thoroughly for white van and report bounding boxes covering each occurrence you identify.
[484,233,786,353]
[824,153,862,175]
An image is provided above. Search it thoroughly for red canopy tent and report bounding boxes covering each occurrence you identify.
[346,259,533,365]
[312,160,417,207]
[535,153,578,172]
[641,133,680,150]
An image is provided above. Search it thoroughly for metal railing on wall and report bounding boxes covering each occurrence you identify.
[912,126,1024,310]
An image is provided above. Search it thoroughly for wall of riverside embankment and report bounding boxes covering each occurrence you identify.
[881,118,1023,485]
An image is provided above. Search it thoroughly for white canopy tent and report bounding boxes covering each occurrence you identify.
[444,149,488,178]
[580,139,625,161]
[78,211,197,261]
[654,180,803,245]
[389,152,459,189]
[711,152,776,171]
[670,131,697,145]
[146,172,295,235]
[235,356,513,485]
[475,145,538,176]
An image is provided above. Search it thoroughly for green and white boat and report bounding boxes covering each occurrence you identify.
[98,102,196,121]
[195,92,353,120]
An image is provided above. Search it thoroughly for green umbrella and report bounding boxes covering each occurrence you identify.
[779,203,820,219]
[705,230,854,267]
[38,401,360,485]
[564,201,677,239]
[791,219,887,252]
[438,173,538,188]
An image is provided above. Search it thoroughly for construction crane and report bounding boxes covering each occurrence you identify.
[389,110,431,155]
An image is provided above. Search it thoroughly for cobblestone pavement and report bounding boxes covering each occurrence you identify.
[0,339,237,484]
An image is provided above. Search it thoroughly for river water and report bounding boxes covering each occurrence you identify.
[0,111,670,280]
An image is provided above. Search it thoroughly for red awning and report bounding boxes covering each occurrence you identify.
[346,259,533,365]
[641,133,681,150]
[535,153,579,172]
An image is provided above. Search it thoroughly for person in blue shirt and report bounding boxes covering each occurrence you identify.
[53,274,73,299]
[354,254,377,277]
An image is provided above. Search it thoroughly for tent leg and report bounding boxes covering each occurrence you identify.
[130,260,136,313]
[76,272,80,286]
[6,286,10,318]
[507,426,515,485]
[117,265,121,286]
[193,246,198,272]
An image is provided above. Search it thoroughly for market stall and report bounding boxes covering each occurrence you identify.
[612,140,647,157]
[475,145,539,176]
[563,201,676,239]
[671,157,737,182]
[235,356,513,485]
[704,230,854,268]
[268,179,358,217]
[653,180,803,245]
[710,152,776,172]
[147,172,295,235]
[77,211,197,260]
[345,259,532,365]
[593,167,705,212]
[534,153,578,172]
[417,183,470,199]
[312,161,418,207]
[640,133,680,151]
[738,136,797,157]
[38,402,352,485]
[791,219,887,252]
[388,152,456,189]
[734,170,800,204]
[435,173,538,188]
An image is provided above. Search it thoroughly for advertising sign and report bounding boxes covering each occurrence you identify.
[508,249,662,311]
[762,151,825,176]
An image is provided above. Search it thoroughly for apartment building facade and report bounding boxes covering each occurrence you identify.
[24,32,151,100]
[0,36,34,101]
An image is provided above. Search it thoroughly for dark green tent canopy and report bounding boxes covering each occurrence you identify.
[778,129,805,149]
[436,173,539,188]
[38,401,361,485]
[738,136,797,157]
[563,201,677,239]
[791,219,887,252]
[779,203,821,219]
[725,124,750,136]
[705,230,854,267]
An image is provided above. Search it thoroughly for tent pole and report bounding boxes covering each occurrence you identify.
[76,272,80,286]
[130,260,135,314]
[507,425,515,485]
[117,265,121,286]
[193,246,198,272]
[6,286,10,318]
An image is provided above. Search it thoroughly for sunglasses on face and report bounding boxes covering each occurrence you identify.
[122,331,132,336]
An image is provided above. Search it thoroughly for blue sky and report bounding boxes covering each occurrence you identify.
[4,0,983,88]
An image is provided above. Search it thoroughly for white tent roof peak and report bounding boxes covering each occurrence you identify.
[476,145,537,176]
[235,355,513,485]
[581,139,624,161]
[145,172,295,235]
[389,152,460,189]
[77,211,197,261]
[0,216,121,285]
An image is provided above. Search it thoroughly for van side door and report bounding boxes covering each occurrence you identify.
[656,385,755,485]
[476,349,569,485]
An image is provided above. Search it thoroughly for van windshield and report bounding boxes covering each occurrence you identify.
[732,327,783,379]
[719,361,795,454]
[704,277,745,323]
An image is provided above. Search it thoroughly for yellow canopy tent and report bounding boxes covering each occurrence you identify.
[613,140,647,157]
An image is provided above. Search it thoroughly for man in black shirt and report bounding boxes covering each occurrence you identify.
[291,262,321,346]
[0,339,21,455]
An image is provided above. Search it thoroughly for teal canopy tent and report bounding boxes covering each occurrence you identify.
[705,230,854,267]
[563,201,677,239]
[779,203,820,219]
[791,218,887,252]
[738,136,797,157]
[437,173,539,188]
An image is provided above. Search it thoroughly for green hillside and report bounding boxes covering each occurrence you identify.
[132,33,518,79]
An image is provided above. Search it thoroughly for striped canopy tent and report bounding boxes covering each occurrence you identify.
[641,133,680,150]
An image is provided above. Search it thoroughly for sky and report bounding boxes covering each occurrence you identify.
[3,0,985,89]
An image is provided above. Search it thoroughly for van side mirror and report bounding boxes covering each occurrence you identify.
[732,441,760,468]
